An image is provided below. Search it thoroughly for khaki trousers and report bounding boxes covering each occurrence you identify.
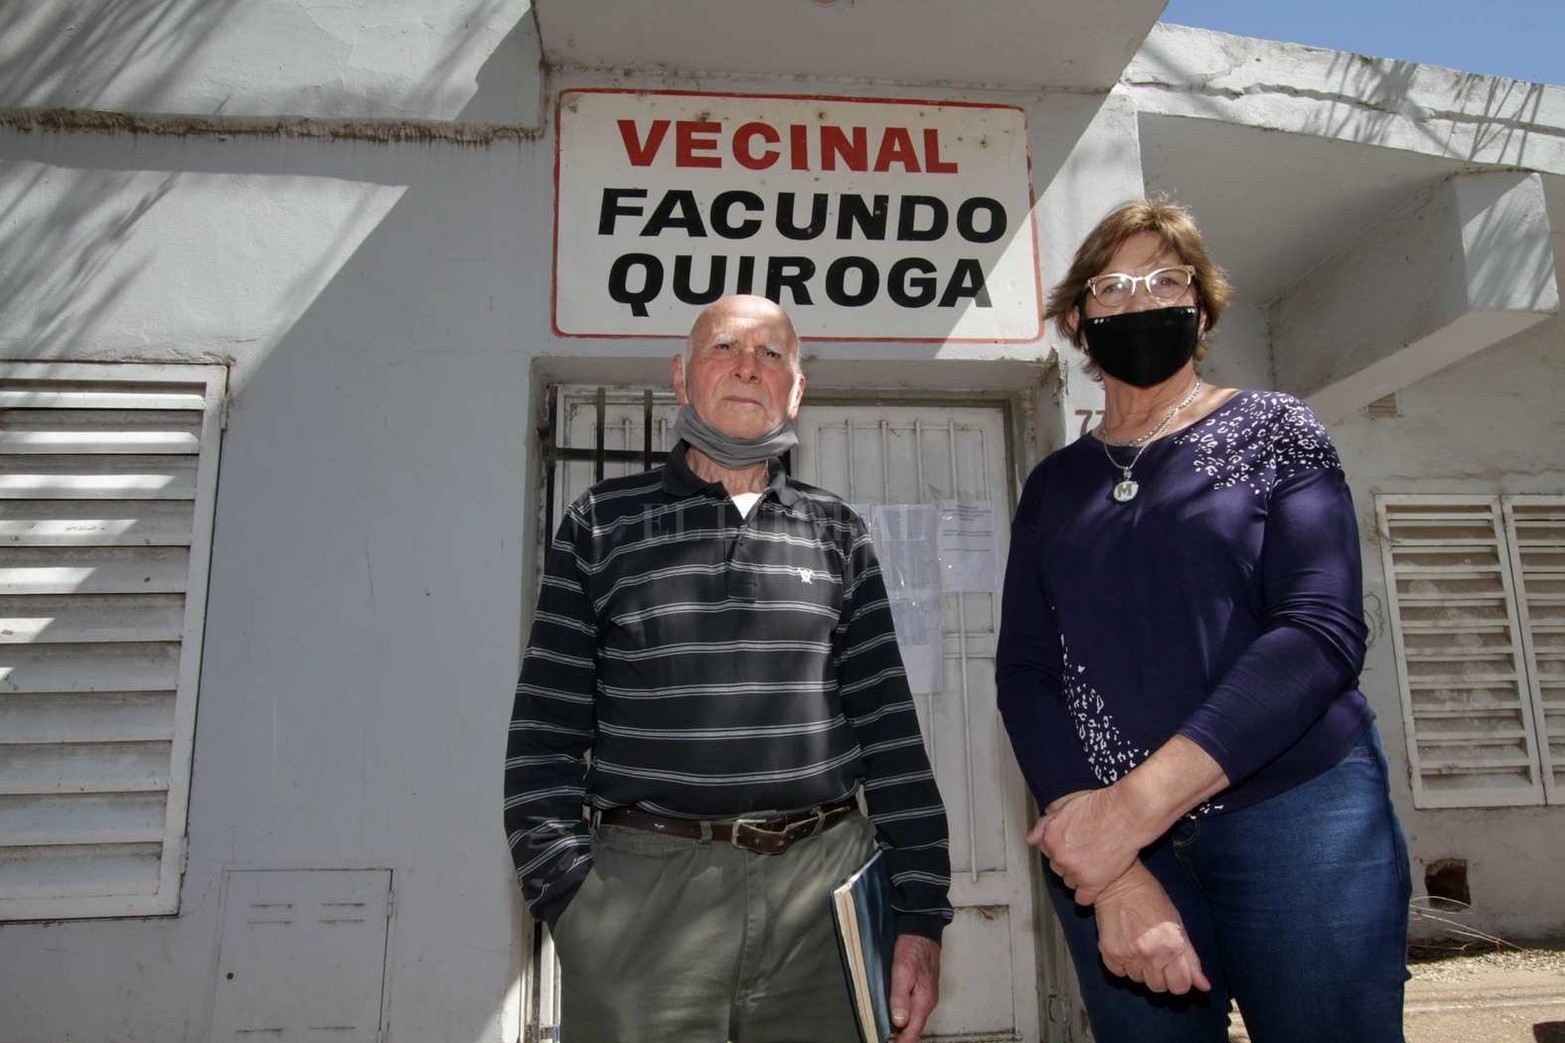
[551,811,877,1043]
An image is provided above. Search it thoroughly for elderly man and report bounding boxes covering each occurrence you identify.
[504,294,951,1043]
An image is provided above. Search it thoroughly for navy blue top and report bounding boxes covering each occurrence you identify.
[997,390,1375,815]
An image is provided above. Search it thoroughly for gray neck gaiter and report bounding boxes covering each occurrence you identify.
[673,403,798,470]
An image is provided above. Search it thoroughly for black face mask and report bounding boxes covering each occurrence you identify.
[1082,306,1201,387]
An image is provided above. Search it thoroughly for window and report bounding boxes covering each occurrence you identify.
[1376,495,1564,808]
[0,362,226,919]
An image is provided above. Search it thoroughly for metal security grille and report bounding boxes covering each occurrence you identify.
[540,385,797,531]
[0,362,226,920]
[541,387,670,534]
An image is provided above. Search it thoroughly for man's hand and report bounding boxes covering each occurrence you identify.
[1092,864,1210,995]
[889,933,940,1043]
[1027,787,1146,905]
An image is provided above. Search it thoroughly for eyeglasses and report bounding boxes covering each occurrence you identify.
[1084,265,1196,309]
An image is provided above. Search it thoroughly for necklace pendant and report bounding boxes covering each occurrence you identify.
[1112,478,1140,503]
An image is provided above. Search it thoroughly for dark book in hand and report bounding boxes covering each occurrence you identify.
[831,849,896,1043]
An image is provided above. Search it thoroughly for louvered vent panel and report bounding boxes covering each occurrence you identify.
[0,364,225,919]
[1503,497,1565,804]
[1376,497,1544,808]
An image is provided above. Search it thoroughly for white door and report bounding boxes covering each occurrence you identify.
[794,402,1041,1043]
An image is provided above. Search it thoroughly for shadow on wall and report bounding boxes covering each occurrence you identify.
[0,163,178,360]
[0,0,535,364]
[0,0,236,361]
[0,0,533,119]
[1311,50,1548,164]
[1134,29,1550,165]
[1436,69,1549,164]
[0,0,244,111]
[1457,174,1559,313]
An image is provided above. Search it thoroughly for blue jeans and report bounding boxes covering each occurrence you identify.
[1047,729,1411,1043]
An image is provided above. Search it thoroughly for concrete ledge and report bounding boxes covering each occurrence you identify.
[1272,171,1557,420]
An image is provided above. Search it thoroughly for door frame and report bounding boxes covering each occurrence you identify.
[517,380,1085,1042]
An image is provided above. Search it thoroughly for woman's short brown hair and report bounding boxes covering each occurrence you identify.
[1044,195,1235,366]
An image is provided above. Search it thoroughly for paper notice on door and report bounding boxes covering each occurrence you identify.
[887,597,944,695]
[866,505,944,695]
[936,500,1001,594]
[869,505,941,597]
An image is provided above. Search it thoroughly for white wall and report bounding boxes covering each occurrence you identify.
[1332,177,1565,939]
[0,6,552,1034]
[0,131,548,1043]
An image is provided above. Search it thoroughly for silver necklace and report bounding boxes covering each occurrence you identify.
[1099,378,1203,504]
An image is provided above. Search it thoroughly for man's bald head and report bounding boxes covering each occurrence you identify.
[687,295,799,363]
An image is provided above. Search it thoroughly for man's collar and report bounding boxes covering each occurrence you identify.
[662,442,707,497]
[663,441,800,506]
[766,455,801,506]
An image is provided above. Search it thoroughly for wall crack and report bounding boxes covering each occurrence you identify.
[0,108,543,144]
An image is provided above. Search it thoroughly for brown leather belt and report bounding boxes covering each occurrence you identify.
[596,798,858,855]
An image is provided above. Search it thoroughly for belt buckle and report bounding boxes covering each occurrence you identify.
[730,808,823,855]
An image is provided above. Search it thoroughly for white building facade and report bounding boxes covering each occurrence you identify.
[0,3,1561,1041]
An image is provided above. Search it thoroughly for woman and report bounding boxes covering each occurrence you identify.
[997,196,1409,1042]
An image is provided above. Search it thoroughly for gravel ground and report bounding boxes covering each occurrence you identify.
[1409,945,1565,983]
[1403,946,1565,1043]
[1225,946,1565,1043]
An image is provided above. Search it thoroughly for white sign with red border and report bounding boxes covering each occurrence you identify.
[553,89,1041,342]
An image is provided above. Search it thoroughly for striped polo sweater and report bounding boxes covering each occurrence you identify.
[505,443,953,939]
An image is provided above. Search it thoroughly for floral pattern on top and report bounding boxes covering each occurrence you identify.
[1060,636,1149,786]
[1175,391,1343,496]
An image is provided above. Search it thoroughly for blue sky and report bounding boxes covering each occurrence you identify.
[1159,1,1564,87]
